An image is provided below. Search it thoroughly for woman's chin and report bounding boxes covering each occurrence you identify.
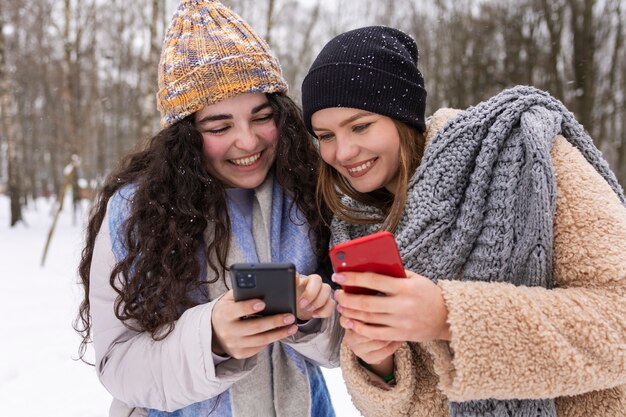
[346,178,381,194]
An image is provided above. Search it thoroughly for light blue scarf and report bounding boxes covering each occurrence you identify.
[140,176,330,416]
[227,177,317,272]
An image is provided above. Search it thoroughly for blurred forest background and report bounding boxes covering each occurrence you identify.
[1,0,625,227]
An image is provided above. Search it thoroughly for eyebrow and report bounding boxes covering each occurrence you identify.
[196,101,272,125]
[312,111,374,131]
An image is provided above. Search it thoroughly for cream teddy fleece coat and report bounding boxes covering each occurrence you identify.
[339,109,626,417]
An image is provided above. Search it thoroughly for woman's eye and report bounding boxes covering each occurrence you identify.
[317,133,335,141]
[205,126,229,134]
[254,113,274,123]
[353,123,371,133]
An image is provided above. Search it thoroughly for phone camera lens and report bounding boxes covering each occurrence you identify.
[236,272,256,288]
[336,251,345,260]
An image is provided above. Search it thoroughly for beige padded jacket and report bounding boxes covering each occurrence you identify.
[339,109,626,417]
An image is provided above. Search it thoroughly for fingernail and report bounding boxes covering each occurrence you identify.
[288,325,298,335]
[332,273,345,283]
[253,302,265,311]
[334,290,341,300]
[283,314,295,324]
[344,319,354,329]
[299,299,310,309]
[336,304,343,313]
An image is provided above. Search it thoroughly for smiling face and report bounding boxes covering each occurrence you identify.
[311,107,402,194]
[194,93,278,189]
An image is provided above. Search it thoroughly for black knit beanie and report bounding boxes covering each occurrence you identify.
[301,26,427,134]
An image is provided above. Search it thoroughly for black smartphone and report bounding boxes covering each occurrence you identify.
[230,262,297,317]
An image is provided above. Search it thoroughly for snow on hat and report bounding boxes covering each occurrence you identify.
[302,26,427,133]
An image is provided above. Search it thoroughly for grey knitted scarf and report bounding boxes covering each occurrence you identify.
[331,86,626,417]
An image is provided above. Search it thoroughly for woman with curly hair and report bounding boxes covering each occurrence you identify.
[75,1,338,416]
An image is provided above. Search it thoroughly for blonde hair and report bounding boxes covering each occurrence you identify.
[316,120,425,232]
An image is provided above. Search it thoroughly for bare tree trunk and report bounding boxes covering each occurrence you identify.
[63,0,78,158]
[265,0,275,46]
[41,159,78,266]
[114,0,128,160]
[567,0,597,135]
[82,1,98,193]
[598,0,622,160]
[25,109,37,200]
[0,5,23,226]
[62,0,83,217]
[139,0,162,140]
[540,0,565,99]
[614,2,626,187]
[37,5,63,197]
[621,76,626,187]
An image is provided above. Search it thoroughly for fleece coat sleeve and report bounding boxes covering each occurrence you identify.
[340,341,449,417]
[425,135,626,401]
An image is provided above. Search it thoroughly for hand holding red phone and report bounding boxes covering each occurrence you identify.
[343,328,402,371]
[329,231,406,295]
[332,270,452,342]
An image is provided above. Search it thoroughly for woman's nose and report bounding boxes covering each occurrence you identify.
[334,137,358,163]
[234,125,258,151]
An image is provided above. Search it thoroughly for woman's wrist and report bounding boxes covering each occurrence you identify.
[435,285,452,341]
[358,355,395,383]
[438,322,452,341]
[211,328,227,356]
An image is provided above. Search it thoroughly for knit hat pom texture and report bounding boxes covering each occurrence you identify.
[302,26,427,133]
[157,0,287,127]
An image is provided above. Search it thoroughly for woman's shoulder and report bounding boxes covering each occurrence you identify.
[108,184,137,222]
[550,135,624,204]
[106,184,138,260]
[425,108,463,146]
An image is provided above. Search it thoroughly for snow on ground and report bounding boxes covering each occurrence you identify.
[0,196,362,417]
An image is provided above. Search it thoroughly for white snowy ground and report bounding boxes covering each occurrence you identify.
[0,195,362,417]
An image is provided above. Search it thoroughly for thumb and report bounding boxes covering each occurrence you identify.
[295,272,309,296]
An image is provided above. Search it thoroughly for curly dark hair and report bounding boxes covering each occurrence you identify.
[74,93,331,360]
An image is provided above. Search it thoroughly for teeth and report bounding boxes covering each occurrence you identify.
[347,159,375,173]
[231,153,261,166]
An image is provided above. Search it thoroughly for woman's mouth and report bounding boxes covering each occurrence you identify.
[344,158,377,177]
[230,152,262,167]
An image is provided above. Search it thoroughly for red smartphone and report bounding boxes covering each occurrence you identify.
[329,231,405,294]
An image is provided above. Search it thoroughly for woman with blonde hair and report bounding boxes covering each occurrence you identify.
[302,25,626,417]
